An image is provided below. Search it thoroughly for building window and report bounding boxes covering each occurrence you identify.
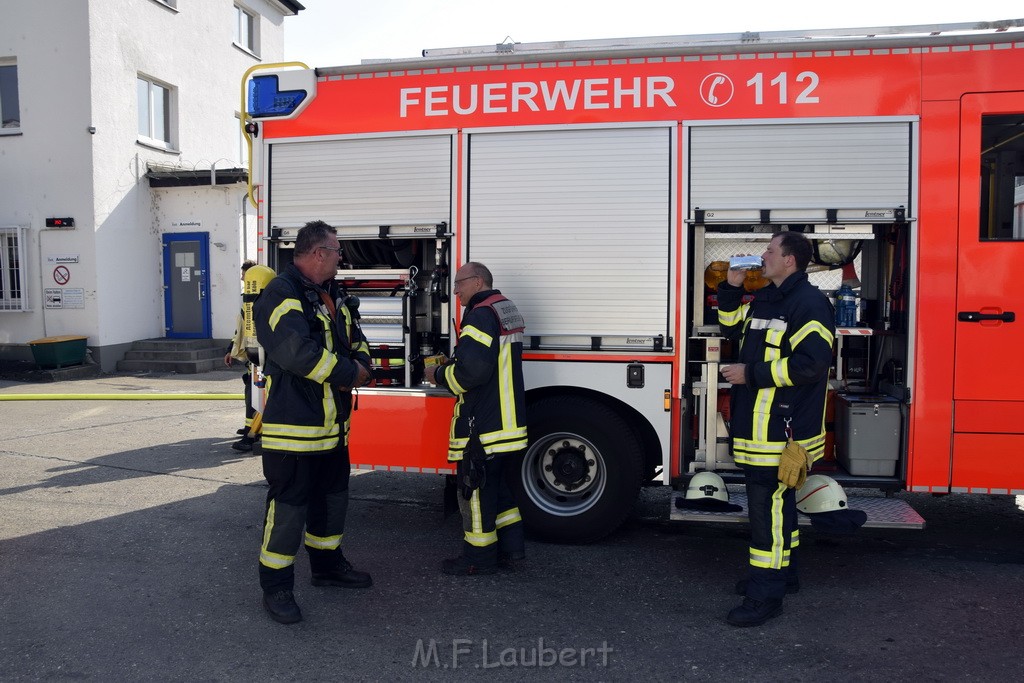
[235,5,258,55]
[137,76,174,148]
[0,227,27,311]
[0,61,20,132]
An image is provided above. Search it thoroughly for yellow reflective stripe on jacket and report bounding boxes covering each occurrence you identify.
[733,434,826,466]
[495,507,522,529]
[753,387,775,442]
[718,305,746,327]
[304,532,342,551]
[769,358,792,387]
[259,500,295,569]
[268,298,303,332]
[261,380,344,452]
[791,529,800,548]
[307,347,337,384]
[479,427,528,445]
[790,320,834,350]
[444,363,467,395]
[497,336,518,432]
[460,324,493,348]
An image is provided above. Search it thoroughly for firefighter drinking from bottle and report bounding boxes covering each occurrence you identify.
[717,232,835,627]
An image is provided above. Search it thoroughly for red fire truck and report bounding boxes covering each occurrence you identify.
[243,19,1024,542]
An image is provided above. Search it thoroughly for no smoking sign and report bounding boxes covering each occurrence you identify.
[53,265,71,285]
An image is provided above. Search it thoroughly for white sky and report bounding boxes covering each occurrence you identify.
[284,0,1023,67]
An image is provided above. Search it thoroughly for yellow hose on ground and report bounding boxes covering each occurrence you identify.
[0,394,245,401]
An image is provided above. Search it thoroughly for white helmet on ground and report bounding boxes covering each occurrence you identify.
[796,475,848,513]
[685,471,728,503]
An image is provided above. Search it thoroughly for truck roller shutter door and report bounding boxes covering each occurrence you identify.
[689,121,911,212]
[468,127,671,342]
[269,135,452,228]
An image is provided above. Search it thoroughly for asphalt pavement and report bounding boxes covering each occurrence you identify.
[1,370,1023,681]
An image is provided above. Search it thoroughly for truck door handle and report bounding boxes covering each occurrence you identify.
[958,311,1015,323]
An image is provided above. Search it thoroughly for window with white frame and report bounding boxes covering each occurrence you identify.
[137,75,174,148]
[0,60,20,131]
[0,227,27,311]
[235,5,258,55]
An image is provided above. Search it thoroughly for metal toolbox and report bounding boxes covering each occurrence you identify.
[835,394,901,476]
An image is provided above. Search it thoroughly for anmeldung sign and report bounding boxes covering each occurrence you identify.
[46,255,80,264]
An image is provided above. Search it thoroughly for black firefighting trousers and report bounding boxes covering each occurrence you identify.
[456,455,525,567]
[258,448,350,593]
[742,464,800,601]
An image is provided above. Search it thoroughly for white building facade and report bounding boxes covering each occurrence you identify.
[0,0,302,370]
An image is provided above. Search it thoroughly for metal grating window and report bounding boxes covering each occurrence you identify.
[0,226,28,311]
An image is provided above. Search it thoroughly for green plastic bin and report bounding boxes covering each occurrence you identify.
[28,335,88,368]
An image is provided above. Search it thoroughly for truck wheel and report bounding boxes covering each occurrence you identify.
[507,395,643,544]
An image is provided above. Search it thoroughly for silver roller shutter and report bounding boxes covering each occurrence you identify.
[269,135,452,230]
[468,127,671,342]
[689,121,911,213]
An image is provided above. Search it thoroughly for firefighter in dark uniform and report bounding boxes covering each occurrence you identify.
[253,220,373,625]
[425,261,528,575]
[718,231,835,627]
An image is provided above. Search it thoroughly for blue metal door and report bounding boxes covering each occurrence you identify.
[162,232,211,338]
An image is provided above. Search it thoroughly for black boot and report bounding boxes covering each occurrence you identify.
[262,589,302,624]
[231,436,255,452]
[726,597,783,627]
[311,556,372,589]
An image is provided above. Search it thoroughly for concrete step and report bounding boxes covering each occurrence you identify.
[131,338,224,352]
[115,338,228,374]
[122,347,224,362]
[116,358,221,374]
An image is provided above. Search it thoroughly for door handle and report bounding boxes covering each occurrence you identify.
[958,311,1015,323]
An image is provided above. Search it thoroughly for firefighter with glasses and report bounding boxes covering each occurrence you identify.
[425,261,528,575]
[718,231,835,627]
[253,220,373,624]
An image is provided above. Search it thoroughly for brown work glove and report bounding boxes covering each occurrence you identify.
[778,438,809,489]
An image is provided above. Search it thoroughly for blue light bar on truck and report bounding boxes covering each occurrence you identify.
[247,74,307,117]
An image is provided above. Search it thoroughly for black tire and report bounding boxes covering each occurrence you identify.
[506,395,644,544]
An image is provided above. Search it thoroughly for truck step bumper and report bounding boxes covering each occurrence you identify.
[670,490,925,530]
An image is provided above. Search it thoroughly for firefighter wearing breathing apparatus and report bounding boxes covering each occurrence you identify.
[718,231,835,627]
[253,220,373,625]
[425,261,528,576]
[225,261,276,451]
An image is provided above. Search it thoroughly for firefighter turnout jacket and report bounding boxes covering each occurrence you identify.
[717,271,835,467]
[435,289,528,461]
[253,264,371,454]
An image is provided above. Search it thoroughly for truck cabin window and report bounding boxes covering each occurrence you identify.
[979,114,1024,241]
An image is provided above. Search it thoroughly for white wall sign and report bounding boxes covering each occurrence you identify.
[44,288,63,309]
[63,288,86,309]
[43,288,86,309]
[172,220,203,228]
[46,254,80,264]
